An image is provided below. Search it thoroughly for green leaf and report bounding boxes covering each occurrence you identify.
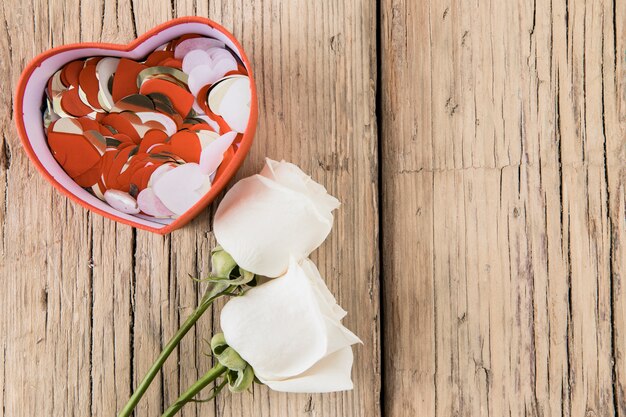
[210,333,255,393]
[216,347,247,371]
[227,366,255,393]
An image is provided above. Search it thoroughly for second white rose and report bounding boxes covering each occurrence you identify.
[220,258,361,393]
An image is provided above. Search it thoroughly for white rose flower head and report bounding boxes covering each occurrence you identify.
[213,158,340,278]
[220,258,361,393]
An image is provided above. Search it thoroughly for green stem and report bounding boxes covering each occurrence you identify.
[161,363,227,417]
[118,283,232,417]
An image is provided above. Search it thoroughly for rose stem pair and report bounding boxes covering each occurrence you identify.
[118,266,240,417]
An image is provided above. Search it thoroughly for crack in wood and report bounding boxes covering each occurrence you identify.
[88,212,94,417]
[129,0,138,38]
[129,228,137,403]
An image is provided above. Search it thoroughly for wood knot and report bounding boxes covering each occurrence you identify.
[445,97,458,116]
[330,34,344,54]
[40,287,48,309]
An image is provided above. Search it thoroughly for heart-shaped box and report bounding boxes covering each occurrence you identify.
[14,17,258,234]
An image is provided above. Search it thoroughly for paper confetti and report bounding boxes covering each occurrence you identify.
[42,34,252,218]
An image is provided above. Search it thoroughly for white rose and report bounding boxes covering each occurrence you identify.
[213,158,340,278]
[220,258,361,393]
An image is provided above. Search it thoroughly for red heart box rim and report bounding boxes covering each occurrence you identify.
[14,16,258,235]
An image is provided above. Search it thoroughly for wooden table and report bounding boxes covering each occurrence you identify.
[0,0,623,416]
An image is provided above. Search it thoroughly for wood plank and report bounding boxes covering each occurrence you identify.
[1,1,97,415]
[205,1,381,416]
[381,0,625,416]
[0,0,380,416]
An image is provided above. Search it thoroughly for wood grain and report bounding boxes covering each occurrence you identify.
[1,0,624,415]
[381,0,625,416]
[0,0,380,416]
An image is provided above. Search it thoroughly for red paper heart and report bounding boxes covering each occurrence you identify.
[14,17,257,234]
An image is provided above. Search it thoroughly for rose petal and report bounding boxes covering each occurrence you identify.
[220,260,329,379]
[300,259,348,321]
[298,259,361,354]
[259,347,355,393]
[262,158,341,213]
